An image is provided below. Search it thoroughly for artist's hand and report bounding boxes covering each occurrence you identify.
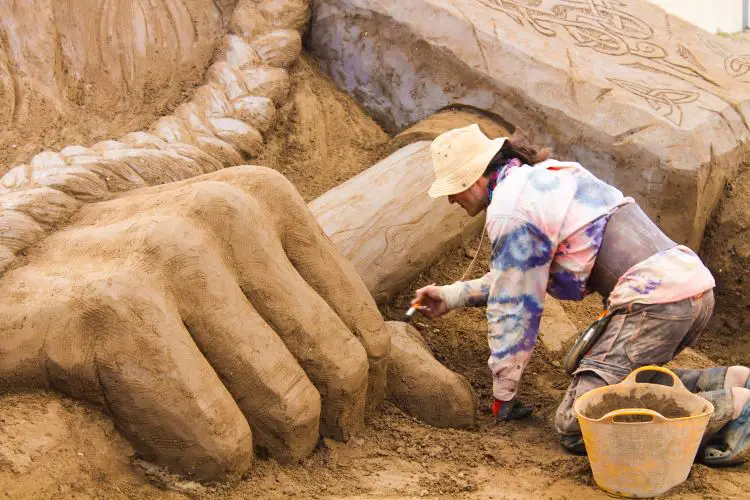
[413,285,449,318]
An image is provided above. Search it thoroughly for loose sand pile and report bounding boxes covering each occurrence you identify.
[254,55,390,201]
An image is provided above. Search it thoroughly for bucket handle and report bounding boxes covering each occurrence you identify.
[621,365,687,391]
[600,408,669,424]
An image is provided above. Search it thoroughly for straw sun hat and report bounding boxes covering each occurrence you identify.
[428,124,507,198]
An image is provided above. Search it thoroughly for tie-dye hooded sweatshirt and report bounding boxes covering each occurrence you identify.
[439,159,714,401]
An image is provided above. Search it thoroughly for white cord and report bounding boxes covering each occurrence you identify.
[458,228,486,282]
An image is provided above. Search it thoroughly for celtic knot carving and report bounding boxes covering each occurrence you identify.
[725,55,750,79]
[475,0,708,83]
[608,78,699,126]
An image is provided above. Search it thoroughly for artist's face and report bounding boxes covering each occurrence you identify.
[447,178,490,216]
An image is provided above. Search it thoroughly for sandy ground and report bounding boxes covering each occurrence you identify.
[255,55,391,202]
[1,55,749,499]
[2,233,748,499]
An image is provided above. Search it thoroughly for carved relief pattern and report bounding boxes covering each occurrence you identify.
[677,43,706,73]
[607,78,699,126]
[695,33,748,81]
[474,0,713,83]
[696,32,729,59]
[470,0,749,125]
[725,55,750,79]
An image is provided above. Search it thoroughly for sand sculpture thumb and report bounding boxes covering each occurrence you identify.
[0,166,475,481]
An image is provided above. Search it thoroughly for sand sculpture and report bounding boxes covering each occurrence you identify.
[1,0,749,488]
[0,0,481,481]
[0,165,476,479]
[310,0,750,249]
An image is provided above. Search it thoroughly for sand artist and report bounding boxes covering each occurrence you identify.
[412,124,750,465]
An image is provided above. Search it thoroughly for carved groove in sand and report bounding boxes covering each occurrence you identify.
[473,0,742,125]
[606,78,699,126]
[726,55,750,79]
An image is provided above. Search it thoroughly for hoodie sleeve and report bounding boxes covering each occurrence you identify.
[482,215,555,401]
[438,272,493,309]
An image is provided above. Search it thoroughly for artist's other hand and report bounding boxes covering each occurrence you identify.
[413,285,449,318]
[492,398,534,421]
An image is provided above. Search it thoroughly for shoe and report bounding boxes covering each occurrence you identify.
[560,434,587,456]
[702,401,750,467]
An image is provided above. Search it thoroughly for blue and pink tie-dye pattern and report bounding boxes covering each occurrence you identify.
[609,245,714,307]
[439,159,714,401]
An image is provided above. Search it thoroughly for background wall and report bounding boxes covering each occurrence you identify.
[649,0,748,33]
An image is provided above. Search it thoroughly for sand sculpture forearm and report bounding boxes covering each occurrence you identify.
[0,0,306,273]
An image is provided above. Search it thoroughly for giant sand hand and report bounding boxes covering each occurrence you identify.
[0,166,475,481]
[0,0,477,481]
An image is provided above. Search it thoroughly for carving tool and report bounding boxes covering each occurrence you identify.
[403,282,437,321]
[403,302,421,322]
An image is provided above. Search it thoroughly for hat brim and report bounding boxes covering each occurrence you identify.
[427,137,506,198]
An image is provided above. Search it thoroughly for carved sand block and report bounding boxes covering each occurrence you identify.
[311,0,750,248]
[310,140,483,304]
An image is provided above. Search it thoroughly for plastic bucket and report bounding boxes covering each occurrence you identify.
[574,366,713,498]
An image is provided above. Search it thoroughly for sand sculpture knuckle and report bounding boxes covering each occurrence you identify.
[180,181,255,228]
[127,216,207,266]
[330,345,370,394]
[247,165,296,193]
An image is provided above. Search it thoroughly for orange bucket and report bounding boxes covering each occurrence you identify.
[574,366,713,498]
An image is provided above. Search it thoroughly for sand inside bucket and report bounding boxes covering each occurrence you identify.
[584,389,691,422]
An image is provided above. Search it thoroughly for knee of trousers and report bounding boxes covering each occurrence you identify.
[555,370,609,435]
[555,390,581,435]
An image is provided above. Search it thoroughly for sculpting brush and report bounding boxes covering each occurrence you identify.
[403,302,421,322]
[402,283,436,322]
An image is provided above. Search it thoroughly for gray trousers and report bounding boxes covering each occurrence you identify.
[555,290,735,450]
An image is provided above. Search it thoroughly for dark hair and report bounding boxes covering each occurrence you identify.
[483,132,551,177]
